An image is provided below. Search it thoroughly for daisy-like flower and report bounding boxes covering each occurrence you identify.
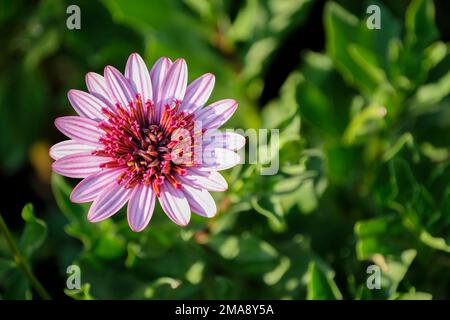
[50,53,245,231]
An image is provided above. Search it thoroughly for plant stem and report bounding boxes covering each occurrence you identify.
[0,212,51,300]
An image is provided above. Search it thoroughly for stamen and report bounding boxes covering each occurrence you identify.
[95,98,198,194]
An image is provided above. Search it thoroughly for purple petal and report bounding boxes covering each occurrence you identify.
[70,168,124,203]
[179,73,215,114]
[159,58,187,108]
[195,99,238,130]
[49,140,97,160]
[158,183,190,226]
[52,152,109,178]
[54,116,103,146]
[183,184,217,218]
[125,53,153,103]
[179,168,228,192]
[104,65,136,107]
[150,57,172,118]
[201,147,241,170]
[88,183,132,222]
[203,130,246,151]
[85,72,112,103]
[127,184,155,232]
[68,89,108,120]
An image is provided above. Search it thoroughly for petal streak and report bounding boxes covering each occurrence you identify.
[54,116,103,146]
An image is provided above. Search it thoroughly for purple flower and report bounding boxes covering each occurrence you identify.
[50,53,245,231]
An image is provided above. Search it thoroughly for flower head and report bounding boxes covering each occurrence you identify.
[50,53,244,231]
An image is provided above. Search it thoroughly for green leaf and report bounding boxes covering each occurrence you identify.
[0,258,15,279]
[324,143,359,185]
[51,173,88,224]
[24,28,59,70]
[93,233,126,260]
[186,261,205,285]
[342,105,387,145]
[65,283,94,300]
[359,251,417,298]
[423,41,448,71]
[347,44,386,85]
[421,143,450,162]
[382,133,414,162]
[394,289,432,300]
[356,215,418,297]
[263,256,291,286]
[274,176,318,214]
[208,233,279,277]
[324,2,398,94]
[383,249,417,294]
[355,215,410,259]
[144,277,182,299]
[0,269,31,299]
[262,71,301,129]
[405,0,438,49]
[411,71,450,113]
[182,0,213,20]
[19,203,47,258]
[227,0,266,43]
[306,262,342,300]
[419,230,450,253]
[297,77,335,134]
[296,52,352,138]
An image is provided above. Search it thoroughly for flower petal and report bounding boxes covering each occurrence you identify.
[183,184,217,218]
[150,57,172,118]
[158,183,190,226]
[125,53,153,103]
[195,99,238,130]
[201,147,241,170]
[127,184,156,232]
[203,130,246,151]
[68,89,108,120]
[85,72,113,103]
[49,140,97,160]
[52,152,109,178]
[159,58,187,107]
[70,168,124,203]
[179,73,215,114]
[88,183,132,222]
[179,168,228,192]
[54,116,103,146]
[104,65,136,107]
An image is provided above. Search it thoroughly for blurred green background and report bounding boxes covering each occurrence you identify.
[1,0,450,299]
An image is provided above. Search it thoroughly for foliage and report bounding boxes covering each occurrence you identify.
[0,0,449,299]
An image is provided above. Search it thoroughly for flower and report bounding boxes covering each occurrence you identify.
[50,53,245,231]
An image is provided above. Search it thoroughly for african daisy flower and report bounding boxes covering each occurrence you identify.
[50,53,245,231]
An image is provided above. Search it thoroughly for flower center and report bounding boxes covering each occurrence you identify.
[94,95,198,196]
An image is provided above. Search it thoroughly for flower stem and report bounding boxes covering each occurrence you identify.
[0,212,51,300]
